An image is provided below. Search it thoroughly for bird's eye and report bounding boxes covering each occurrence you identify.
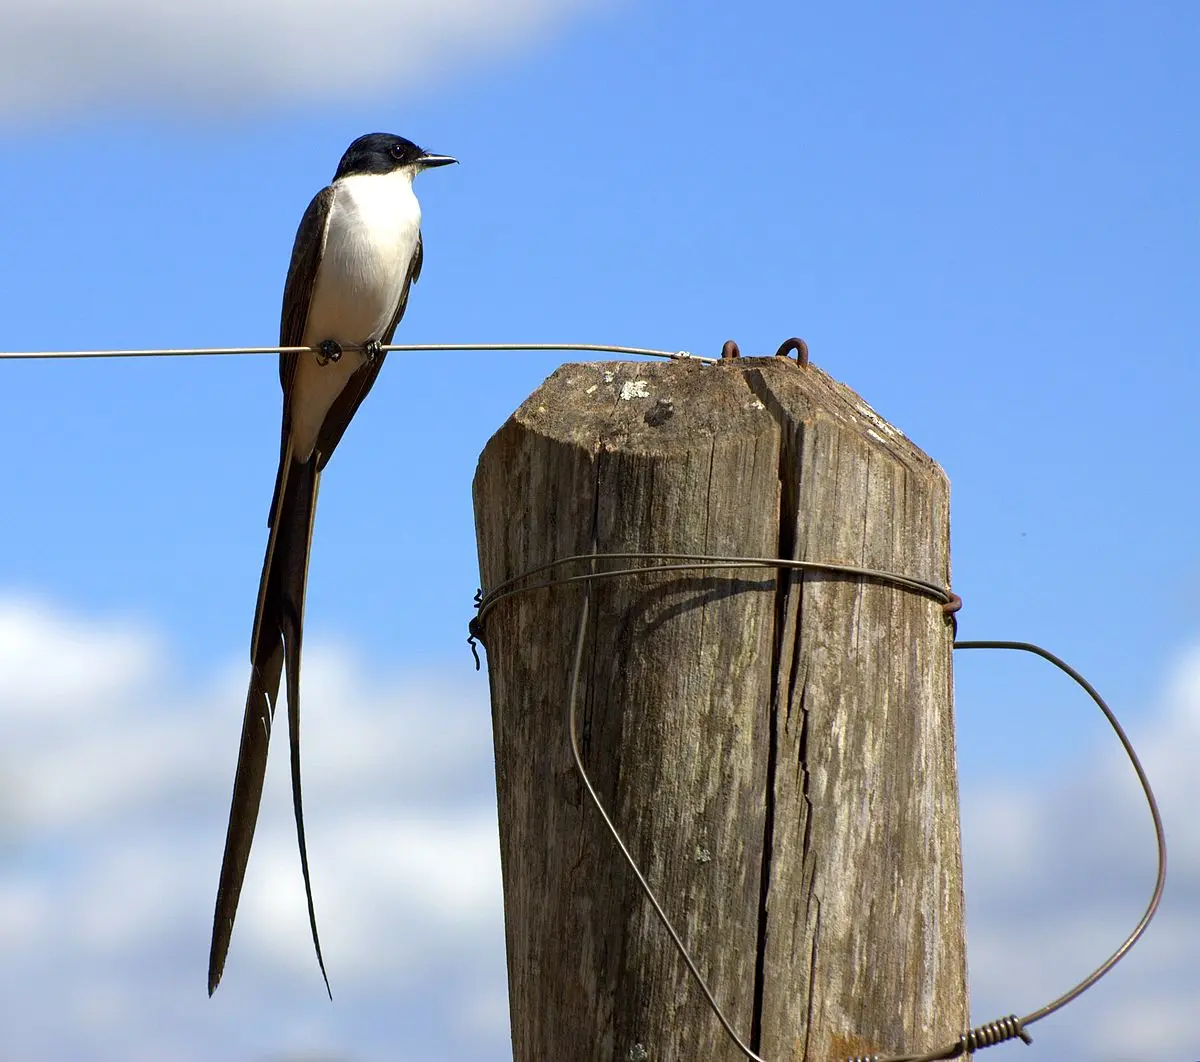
[389,143,405,160]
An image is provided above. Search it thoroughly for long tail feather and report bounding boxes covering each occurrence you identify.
[279,459,331,997]
[209,448,327,995]
[208,649,282,994]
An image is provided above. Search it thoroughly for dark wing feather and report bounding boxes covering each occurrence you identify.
[279,187,333,449]
[314,233,423,467]
[269,186,333,517]
[280,185,334,360]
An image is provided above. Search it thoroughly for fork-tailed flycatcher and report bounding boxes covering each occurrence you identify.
[208,132,456,996]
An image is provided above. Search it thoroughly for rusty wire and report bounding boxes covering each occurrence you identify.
[470,551,1166,1062]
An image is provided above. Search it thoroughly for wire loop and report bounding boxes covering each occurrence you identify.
[470,551,957,665]
[774,337,810,365]
[470,551,1166,1062]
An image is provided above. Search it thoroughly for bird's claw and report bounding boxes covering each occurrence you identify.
[316,340,342,366]
[362,339,382,363]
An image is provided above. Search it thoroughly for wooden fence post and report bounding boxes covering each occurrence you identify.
[472,356,967,1062]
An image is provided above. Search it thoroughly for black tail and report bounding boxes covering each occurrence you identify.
[209,452,330,997]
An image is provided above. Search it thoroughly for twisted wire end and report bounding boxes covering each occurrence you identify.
[961,1015,1032,1052]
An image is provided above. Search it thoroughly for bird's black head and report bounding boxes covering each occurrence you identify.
[333,133,457,180]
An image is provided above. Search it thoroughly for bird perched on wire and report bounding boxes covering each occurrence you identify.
[208,132,456,996]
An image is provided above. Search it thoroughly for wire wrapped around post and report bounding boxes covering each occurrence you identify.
[472,558,1165,1062]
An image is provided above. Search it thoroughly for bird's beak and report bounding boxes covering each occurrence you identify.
[419,154,458,169]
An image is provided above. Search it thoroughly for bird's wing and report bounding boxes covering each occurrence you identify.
[276,185,335,474]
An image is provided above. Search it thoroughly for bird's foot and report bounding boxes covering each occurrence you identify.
[316,340,342,366]
[362,338,383,363]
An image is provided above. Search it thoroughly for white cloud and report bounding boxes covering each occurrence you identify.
[0,597,507,1061]
[0,597,158,715]
[0,0,600,118]
[2,596,1196,1062]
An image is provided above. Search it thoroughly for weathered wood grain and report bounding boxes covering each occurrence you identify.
[472,357,966,1062]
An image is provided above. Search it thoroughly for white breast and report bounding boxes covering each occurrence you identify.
[289,169,422,462]
[304,169,422,347]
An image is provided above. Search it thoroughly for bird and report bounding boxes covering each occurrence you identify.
[208,132,456,997]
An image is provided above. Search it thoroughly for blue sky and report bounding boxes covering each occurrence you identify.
[1,2,1197,1060]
